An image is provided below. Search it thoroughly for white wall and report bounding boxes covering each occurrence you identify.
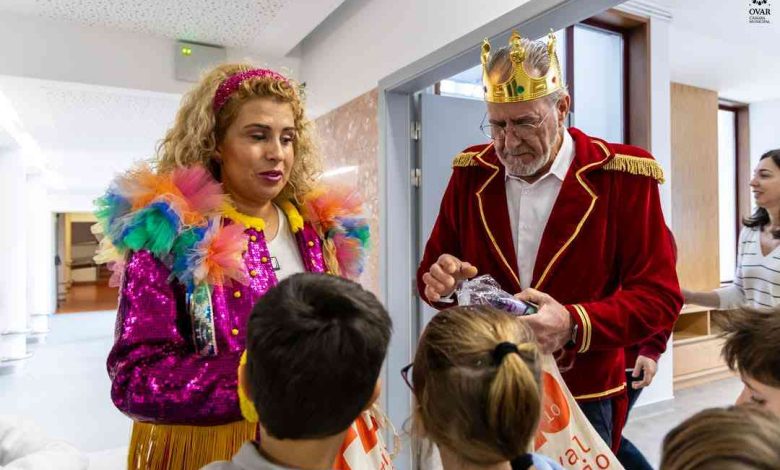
[0,11,301,95]
[614,6,675,407]
[300,0,535,116]
[0,11,304,219]
[649,17,673,226]
[749,99,780,170]
[26,173,56,318]
[48,190,103,214]
[0,149,28,333]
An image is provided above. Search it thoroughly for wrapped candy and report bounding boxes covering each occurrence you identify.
[456,274,538,316]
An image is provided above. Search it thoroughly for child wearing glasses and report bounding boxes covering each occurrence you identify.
[406,305,563,470]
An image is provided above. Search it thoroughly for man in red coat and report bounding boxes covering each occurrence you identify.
[417,31,682,461]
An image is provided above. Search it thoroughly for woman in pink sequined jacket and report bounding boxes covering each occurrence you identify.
[93,64,373,469]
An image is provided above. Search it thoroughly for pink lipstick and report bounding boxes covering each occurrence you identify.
[258,170,283,183]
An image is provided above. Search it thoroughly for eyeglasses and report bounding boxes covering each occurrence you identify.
[479,107,554,141]
[401,363,414,391]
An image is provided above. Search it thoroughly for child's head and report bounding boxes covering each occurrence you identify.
[411,305,541,465]
[661,405,780,469]
[718,306,780,416]
[242,273,392,439]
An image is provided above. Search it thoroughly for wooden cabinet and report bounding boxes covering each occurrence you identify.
[673,305,734,389]
[669,82,735,389]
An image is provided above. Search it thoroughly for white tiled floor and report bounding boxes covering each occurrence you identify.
[1,313,745,470]
[623,375,743,468]
[0,312,130,469]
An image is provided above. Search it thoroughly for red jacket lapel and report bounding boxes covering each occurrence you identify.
[473,146,522,292]
[532,128,613,290]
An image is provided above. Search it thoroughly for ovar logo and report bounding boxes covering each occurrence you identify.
[749,0,771,23]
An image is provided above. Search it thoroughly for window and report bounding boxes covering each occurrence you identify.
[571,24,625,143]
[718,107,738,283]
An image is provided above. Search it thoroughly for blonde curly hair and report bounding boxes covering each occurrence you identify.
[156,63,321,204]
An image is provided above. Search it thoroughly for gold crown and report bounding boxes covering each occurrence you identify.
[482,30,563,103]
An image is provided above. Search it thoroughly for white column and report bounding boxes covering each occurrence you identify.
[0,149,31,367]
[616,0,675,407]
[26,172,54,338]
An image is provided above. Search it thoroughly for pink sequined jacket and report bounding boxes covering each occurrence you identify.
[107,221,327,424]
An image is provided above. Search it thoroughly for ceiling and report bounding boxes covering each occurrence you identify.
[0,75,181,192]
[0,0,345,56]
[447,0,780,103]
[657,0,780,103]
[1,0,778,199]
[0,0,347,198]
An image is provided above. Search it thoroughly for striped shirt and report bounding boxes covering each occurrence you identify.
[717,226,780,309]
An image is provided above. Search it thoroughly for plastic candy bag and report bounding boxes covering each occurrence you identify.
[456,274,537,316]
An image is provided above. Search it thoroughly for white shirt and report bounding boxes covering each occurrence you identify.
[716,226,780,309]
[267,205,306,281]
[506,131,575,289]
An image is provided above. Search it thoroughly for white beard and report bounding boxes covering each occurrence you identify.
[499,150,551,177]
[499,127,561,177]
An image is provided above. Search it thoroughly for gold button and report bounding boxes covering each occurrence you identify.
[233,290,241,299]
[250,235,257,242]
[231,328,239,336]
[261,256,268,263]
[307,240,315,247]
[250,269,258,277]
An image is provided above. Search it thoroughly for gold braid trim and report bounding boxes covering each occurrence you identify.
[452,152,480,168]
[128,420,256,470]
[602,154,665,184]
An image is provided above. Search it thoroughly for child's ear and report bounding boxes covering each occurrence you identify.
[362,379,382,411]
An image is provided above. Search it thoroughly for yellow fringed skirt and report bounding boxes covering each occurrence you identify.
[128,420,257,470]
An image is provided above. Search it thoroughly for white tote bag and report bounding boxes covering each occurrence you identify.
[336,405,398,470]
[533,354,625,469]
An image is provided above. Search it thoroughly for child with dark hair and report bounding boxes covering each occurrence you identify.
[203,273,393,470]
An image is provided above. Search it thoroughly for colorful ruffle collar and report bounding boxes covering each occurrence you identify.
[92,164,370,290]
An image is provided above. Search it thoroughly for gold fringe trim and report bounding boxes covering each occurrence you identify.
[128,420,256,470]
[602,154,665,184]
[322,238,341,276]
[451,152,479,168]
[278,200,304,233]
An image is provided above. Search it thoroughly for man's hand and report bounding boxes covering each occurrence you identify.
[631,355,657,389]
[421,254,478,303]
[515,288,572,354]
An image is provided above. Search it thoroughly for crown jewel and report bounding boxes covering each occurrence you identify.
[482,30,563,103]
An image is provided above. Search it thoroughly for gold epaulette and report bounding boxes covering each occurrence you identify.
[452,152,479,168]
[603,154,665,184]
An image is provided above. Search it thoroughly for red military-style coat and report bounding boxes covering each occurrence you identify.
[417,127,683,402]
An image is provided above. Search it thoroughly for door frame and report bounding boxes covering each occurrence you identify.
[376,1,624,468]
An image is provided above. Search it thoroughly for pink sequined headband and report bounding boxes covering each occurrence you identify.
[212,69,290,114]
